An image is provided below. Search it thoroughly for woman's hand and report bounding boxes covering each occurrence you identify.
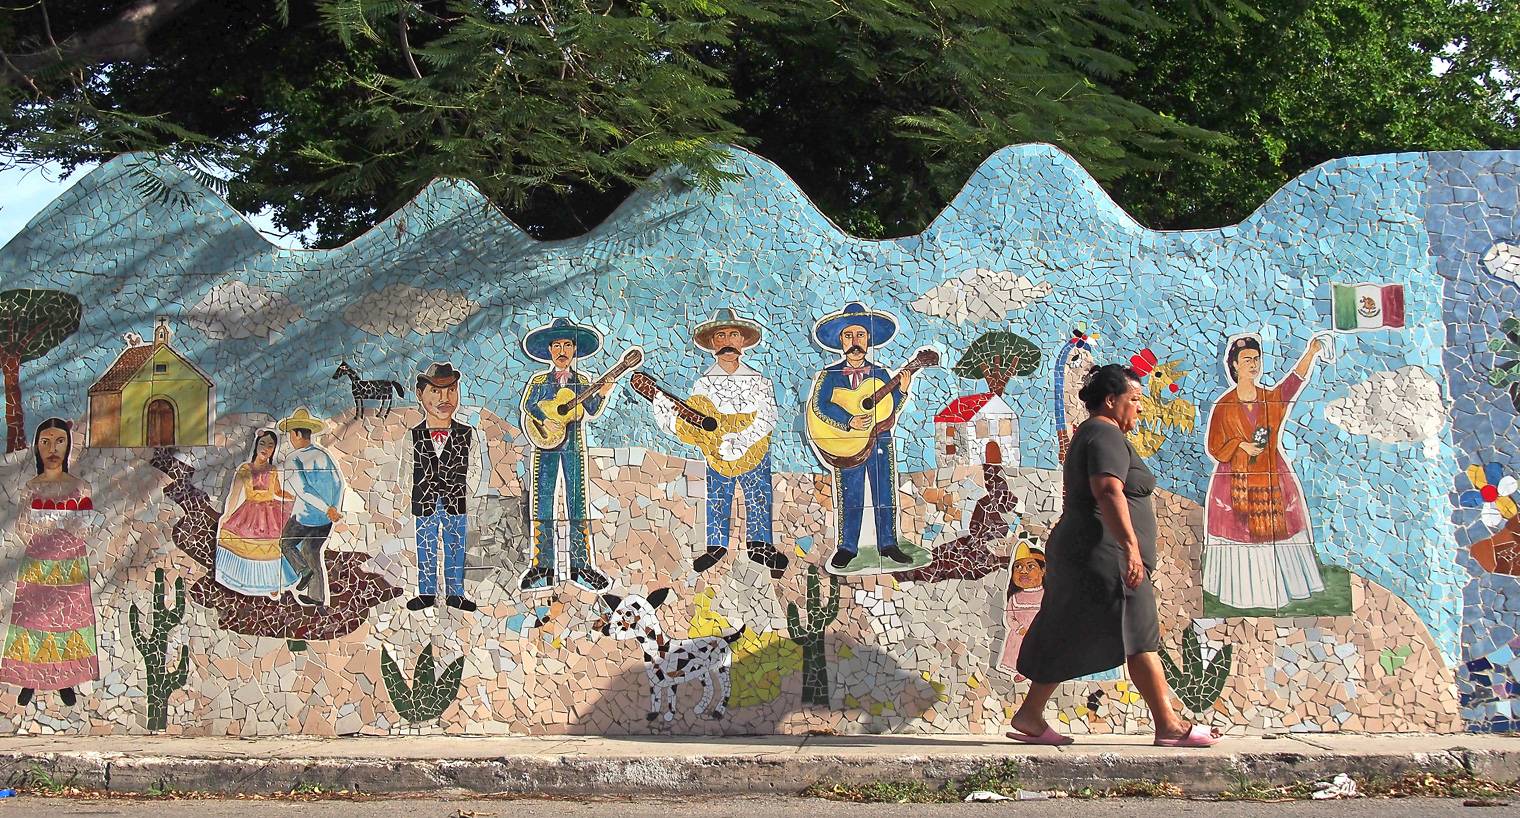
[1124,549,1146,589]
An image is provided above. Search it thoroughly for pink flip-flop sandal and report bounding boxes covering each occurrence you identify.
[1005,726,1074,746]
[1154,723,1221,748]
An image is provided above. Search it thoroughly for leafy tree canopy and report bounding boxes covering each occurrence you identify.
[953,330,1039,395]
[1109,0,1520,228]
[0,0,1515,245]
[0,288,81,361]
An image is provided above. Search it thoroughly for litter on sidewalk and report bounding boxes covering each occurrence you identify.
[1311,773,1359,799]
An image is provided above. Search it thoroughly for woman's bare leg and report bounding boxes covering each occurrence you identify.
[1009,681,1060,736]
[1127,651,1216,740]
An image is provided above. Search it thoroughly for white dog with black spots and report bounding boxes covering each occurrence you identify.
[594,589,745,722]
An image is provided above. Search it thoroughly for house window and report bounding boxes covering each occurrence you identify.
[153,363,168,374]
[998,418,1012,436]
[945,442,958,456]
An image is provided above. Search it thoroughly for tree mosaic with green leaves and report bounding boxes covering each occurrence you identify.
[952,331,1040,396]
[0,289,81,453]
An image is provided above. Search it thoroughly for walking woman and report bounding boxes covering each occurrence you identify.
[1008,365,1221,747]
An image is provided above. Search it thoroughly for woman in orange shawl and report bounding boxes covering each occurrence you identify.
[1202,334,1326,610]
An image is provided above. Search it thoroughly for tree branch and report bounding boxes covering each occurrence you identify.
[398,2,423,80]
[2,0,206,89]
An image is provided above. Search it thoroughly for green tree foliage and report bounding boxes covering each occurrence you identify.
[0,1,1515,243]
[1110,0,1520,228]
[953,331,1040,396]
[0,289,81,452]
[0,0,1235,244]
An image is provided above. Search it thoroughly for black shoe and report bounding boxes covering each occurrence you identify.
[445,595,478,612]
[59,687,76,707]
[879,546,915,565]
[570,565,611,592]
[693,546,728,573]
[294,572,312,592]
[297,594,324,607]
[17,688,32,707]
[405,595,435,611]
[829,550,854,570]
[747,541,789,578]
[519,566,552,591]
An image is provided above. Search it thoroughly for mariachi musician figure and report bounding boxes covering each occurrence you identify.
[518,317,620,593]
[632,308,789,577]
[805,302,937,574]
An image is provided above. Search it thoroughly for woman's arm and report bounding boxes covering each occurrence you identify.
[1292,336,1325,379]
[1091,473,1146,588]
[268,469,293,500]
[222,466,249,514]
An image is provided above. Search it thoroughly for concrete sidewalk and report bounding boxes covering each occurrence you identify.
[0,733,1512,797]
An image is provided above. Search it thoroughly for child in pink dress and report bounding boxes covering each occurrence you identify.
[996,538,1046,679]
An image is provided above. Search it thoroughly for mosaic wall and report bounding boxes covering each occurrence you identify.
[0,145,1513,736]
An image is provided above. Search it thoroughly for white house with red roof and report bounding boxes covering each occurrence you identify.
[934,392,1019,468]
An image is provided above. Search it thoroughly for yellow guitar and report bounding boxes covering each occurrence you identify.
[524,349,642,449]
[805,348,940,469]
[629,372,769,478]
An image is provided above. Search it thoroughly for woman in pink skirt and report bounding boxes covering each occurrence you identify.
[215,429,298,596]
[1,418,100,707]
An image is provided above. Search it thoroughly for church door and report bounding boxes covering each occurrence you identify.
[146,399,176,447]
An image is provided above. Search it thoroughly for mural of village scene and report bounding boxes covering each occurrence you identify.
[0,143,1493,737]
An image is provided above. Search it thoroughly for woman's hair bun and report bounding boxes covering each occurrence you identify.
[1078,363,1142,412]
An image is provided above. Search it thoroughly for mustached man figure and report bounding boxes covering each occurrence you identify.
[807,302,917,573]
[519,318,613,593]
[649,308,788,577]
[402,362,488,613]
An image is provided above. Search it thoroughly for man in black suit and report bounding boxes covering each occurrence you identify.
[402,362,487,612]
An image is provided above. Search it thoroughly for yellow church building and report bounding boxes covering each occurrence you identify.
[87,318,215,448]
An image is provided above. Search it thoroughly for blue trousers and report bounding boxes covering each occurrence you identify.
[530,440,591,571]
[706,454,774,549]
[835,436,898,555]
[416,501,467,596]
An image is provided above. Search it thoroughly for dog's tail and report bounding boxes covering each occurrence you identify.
[722,625,748,645]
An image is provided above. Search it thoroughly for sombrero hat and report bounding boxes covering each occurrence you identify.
[277,407,326,434]
[522,317,602,363]
[812,302,898,351]
[693,308,763,353]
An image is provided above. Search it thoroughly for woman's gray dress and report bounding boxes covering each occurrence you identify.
[1016,419,1161,683]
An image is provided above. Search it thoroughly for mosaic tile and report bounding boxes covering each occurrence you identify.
[0,145,1508,736]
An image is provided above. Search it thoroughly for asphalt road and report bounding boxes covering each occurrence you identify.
[6,797,1519,817]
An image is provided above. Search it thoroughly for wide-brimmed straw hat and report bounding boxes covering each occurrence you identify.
[693,308,763,353]
[812,302,898,351]
[277,407,326,434]
[522,318,602,362]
